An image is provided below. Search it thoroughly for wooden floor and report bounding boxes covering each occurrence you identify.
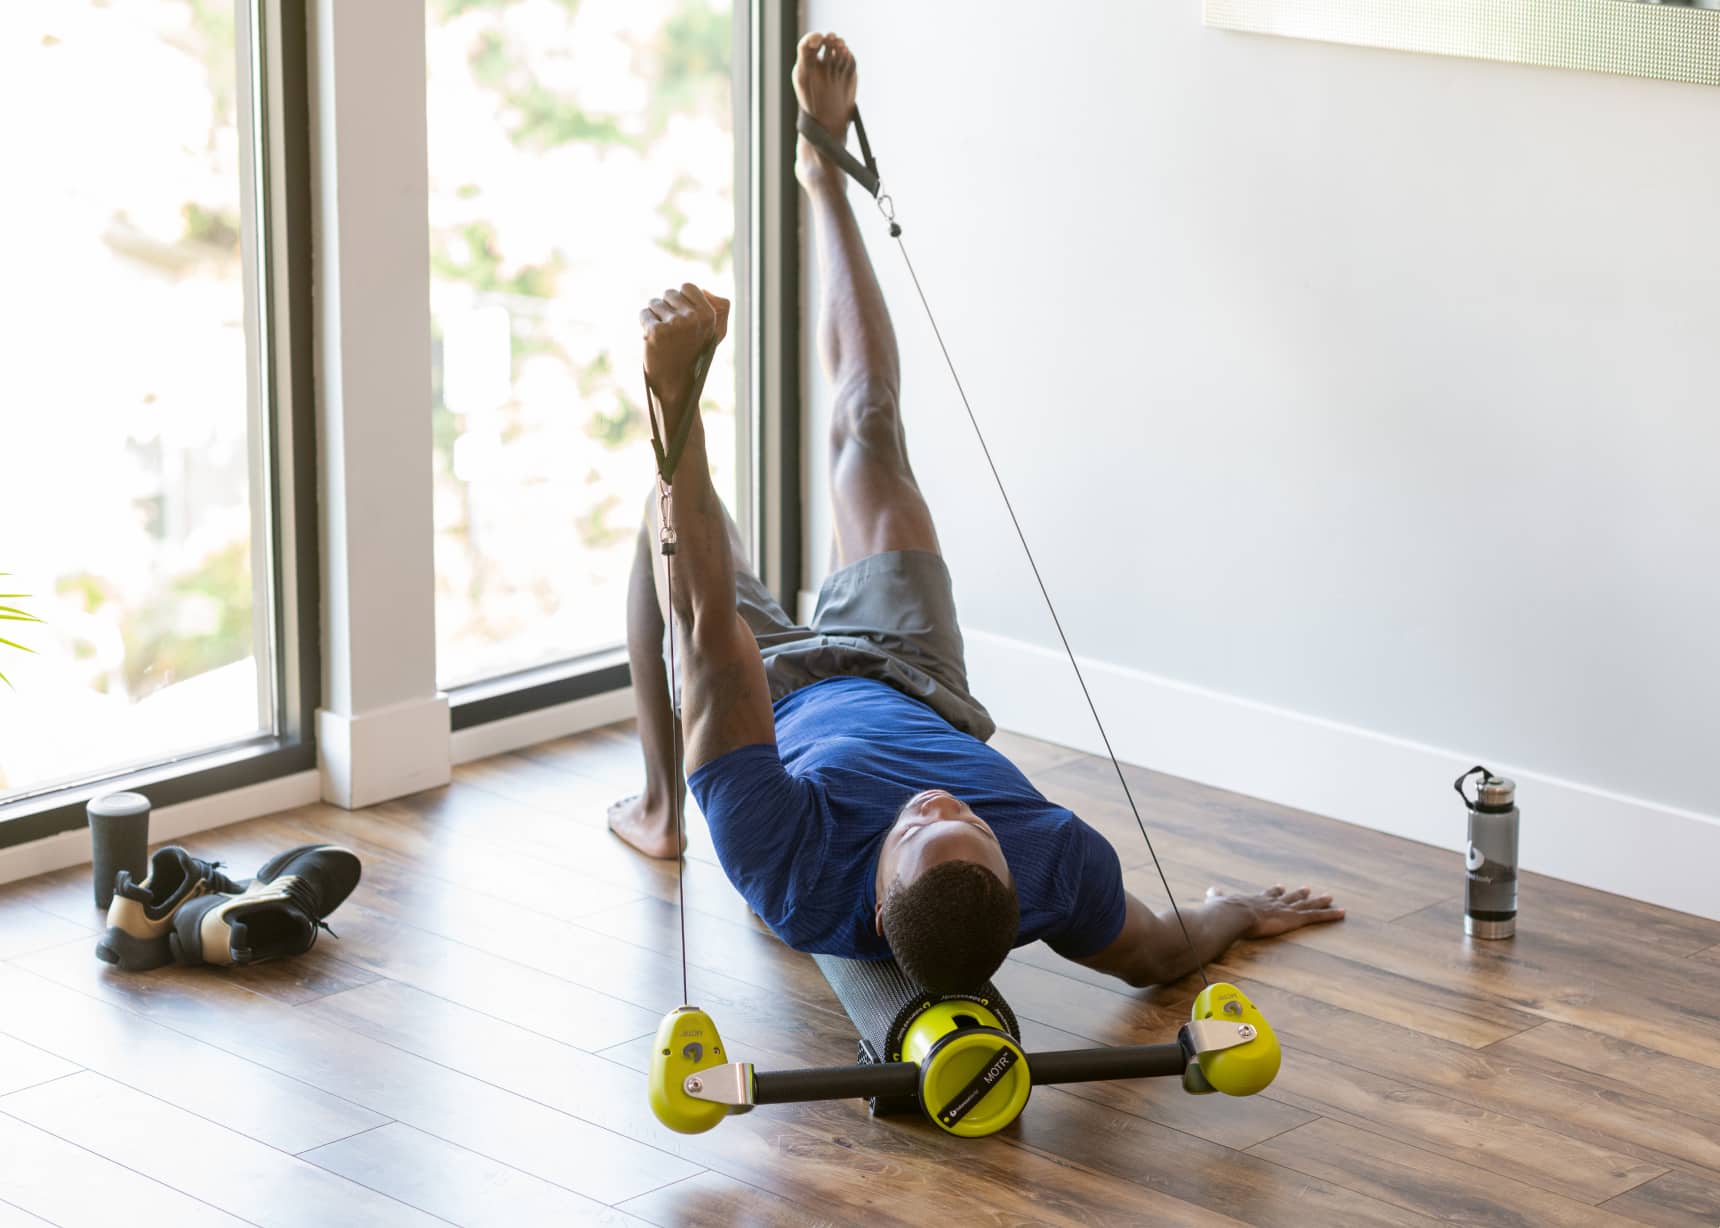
[2,724,1719,1227]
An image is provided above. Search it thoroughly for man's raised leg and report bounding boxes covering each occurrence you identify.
[796,33,940,568]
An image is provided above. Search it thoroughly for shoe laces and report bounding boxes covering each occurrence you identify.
[196,858,244,895]
[276,875,339,944]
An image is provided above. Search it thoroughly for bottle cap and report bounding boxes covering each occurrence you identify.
[1476,775,1516,809]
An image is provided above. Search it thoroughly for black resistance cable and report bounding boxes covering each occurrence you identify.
[887,230,1210,989]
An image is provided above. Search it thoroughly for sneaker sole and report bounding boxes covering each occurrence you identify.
[94,927,172,972]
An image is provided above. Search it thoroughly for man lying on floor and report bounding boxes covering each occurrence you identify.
[608,32,1343,994]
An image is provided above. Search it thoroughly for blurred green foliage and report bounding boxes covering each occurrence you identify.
[428,0,735,556]
[0,577,41,690]
[61,540,253,702]
[70,0,737,710]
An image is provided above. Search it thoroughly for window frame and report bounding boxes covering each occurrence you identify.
[0,0,321,850]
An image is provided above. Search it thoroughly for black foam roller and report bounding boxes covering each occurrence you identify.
[812,955,923,1052]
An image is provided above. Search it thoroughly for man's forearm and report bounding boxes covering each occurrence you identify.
[1081,884,1343,989]
[1151,896,1257,983]
[1098,894,1257,989]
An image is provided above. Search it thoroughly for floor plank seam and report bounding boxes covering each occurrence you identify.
[0,1193,59,1228]
[1209,949,1549,1045]
[1383,895,1462,925]
[609,1168,709,1210]
[1233,1114,1320,1155]
[10,1065,449,1220]
[308,970,650,1060]
[337,909,668,1019]
[1470,1018,1550,1051]
[3,957,422,1134]
[0,1100,270,1228]
[292,1119,394,1157]
[274,957,383,1007]
[620,1168,845,1226]
[1356,1015,1720,1146]
[591,1040,658,1078]
[337,807,744,932]
[1238,1114,1582,1223]
[999,1128,1258,1224]
[0,1066,86,1101]
[555,917,863,1028]
[259,810,665,931]
[996,1080,1441,1227]
[1260,1066,1671,1207]
[288,991,704,1173]
[341,1116,692,1212]
[1033,1073,1315,1162]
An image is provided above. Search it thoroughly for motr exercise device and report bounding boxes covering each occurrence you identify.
[642,80,1283,1139]
[651,957,1279,1138]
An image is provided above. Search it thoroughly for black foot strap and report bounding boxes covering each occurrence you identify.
[798,106,882,200]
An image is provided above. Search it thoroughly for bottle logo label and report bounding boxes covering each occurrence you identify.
[1466,844,1485,872]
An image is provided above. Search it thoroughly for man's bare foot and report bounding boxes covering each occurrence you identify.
[793,31,857,191]
[607,792,688,860]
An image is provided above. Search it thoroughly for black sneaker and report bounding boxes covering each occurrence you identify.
[169,844,361,967]
[96,847,246,971]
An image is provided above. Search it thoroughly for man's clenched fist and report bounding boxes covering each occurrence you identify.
[640,283,730,422]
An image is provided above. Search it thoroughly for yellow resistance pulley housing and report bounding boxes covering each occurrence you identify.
[900,998,1031,1137]
[1190,982,1280,1097]
[649,1006,733,1134]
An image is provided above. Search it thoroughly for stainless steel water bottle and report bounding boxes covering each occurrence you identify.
[1455,766,1518,939]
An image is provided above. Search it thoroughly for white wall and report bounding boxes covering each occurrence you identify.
[799,1,1720,917]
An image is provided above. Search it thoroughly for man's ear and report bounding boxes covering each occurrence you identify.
[874,897,885,937]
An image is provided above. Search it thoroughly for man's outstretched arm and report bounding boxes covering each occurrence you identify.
[1075,886,1345,989]
[640,284,776,774]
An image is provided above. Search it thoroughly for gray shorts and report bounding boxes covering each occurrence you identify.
[666,549,995,742]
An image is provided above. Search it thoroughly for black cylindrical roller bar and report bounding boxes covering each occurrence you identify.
[752,1062,921,1105]
[1027,1044,1186,1085]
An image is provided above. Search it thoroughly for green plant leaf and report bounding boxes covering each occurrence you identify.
[0,608,43,622]
[0,637,36,654]
[0,669,11,690]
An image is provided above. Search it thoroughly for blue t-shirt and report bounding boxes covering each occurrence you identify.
[688,676,1127,962]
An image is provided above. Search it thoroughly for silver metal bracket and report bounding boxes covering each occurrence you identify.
[683,1062,755,1109]
[1182,1019,1259,1055]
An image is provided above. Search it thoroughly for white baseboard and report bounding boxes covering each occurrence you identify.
[0,769,322,888]
[318,694,451,809]
[451,686,636,765]
[962,629,1720,923]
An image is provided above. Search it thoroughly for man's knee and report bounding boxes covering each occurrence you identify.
[829,380,907,471]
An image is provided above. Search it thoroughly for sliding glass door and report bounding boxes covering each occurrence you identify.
[0,0,315,839]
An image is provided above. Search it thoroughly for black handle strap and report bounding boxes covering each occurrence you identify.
[643,337,717,487]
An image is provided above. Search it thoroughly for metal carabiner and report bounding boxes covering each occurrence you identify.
[876,187,901,238]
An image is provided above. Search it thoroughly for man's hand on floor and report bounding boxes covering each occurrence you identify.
[1207,884,1345,938]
